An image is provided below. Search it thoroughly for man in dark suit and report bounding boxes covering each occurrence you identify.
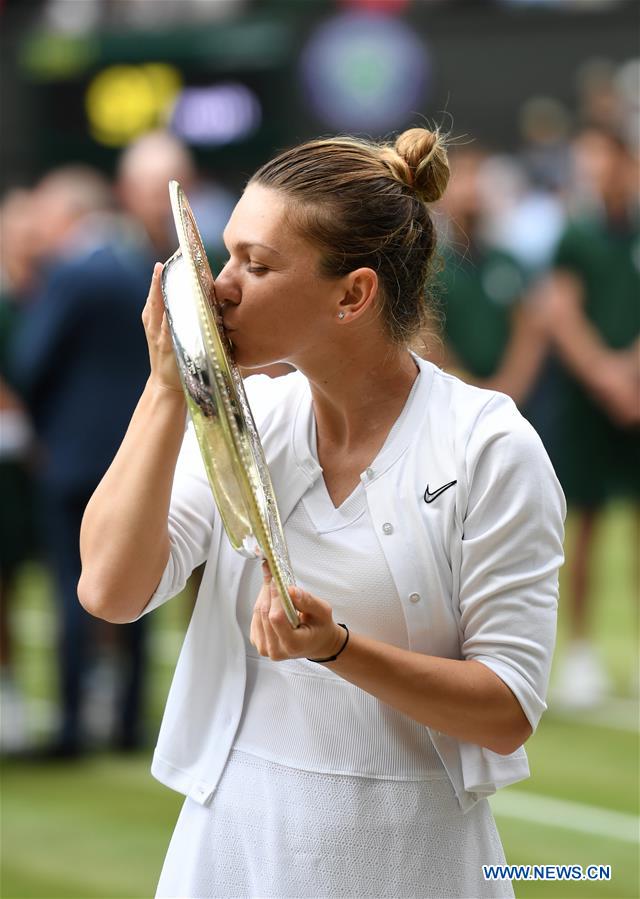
[8,165,154,755]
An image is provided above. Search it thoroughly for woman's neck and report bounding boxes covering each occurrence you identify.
[298,343,419,454]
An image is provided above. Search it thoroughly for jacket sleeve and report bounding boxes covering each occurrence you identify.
[137,419,217,616]
[137,373,289,617]
[457,393,566,731]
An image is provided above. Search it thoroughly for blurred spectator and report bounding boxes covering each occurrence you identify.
[7,164,152,756]
[0,188,39,753]
[116,129,196,260]
[576,58,625,135]
[478,152,566,277]
[116,128,237,270]
[519,96,572,194]
[542,126,639,707]
[428,146,549,411]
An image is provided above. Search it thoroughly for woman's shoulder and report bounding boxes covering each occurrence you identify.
[420,359,522,431]
[421,360,547,469]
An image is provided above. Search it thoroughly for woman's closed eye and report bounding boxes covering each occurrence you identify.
[218,257,268,276]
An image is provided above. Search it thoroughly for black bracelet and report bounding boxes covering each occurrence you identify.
[307,623,350,664]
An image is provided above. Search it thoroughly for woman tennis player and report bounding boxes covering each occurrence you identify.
[79,127,565,898]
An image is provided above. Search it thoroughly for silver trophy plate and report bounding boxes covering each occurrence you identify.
[161,180,298,627]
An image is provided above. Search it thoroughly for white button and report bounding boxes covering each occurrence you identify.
[409,592,421,603]
[382,522,393,535]
[365,467,375,479]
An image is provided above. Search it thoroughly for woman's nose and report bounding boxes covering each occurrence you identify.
[215,265,241,306]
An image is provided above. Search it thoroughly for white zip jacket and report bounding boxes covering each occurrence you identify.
[137,357,566,812]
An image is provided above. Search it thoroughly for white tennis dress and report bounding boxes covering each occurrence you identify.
[155,376,515,899]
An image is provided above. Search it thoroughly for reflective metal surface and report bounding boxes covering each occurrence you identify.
[161,180,298,627]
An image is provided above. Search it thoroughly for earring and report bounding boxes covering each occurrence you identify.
[338,311,345,319]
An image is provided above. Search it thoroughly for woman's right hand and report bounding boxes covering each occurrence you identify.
[141,262,183,394]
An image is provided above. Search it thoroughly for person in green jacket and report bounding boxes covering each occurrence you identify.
[429,146,549,411]
[543,126,639,707]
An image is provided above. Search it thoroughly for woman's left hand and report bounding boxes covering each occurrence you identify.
[250,562,346,662]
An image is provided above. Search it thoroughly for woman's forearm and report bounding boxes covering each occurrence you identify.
[78,378,186,623]
[326,632,532,755]
[253,583,533,756]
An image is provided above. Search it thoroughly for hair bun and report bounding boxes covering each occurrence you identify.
[381,127,450,203]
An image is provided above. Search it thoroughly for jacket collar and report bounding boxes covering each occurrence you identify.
[289,355,436,489]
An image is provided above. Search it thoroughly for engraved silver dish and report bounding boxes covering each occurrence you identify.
[161,180,298,627]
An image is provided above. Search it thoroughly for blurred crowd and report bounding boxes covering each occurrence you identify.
[0,59,638,758]
[0,131,205,757]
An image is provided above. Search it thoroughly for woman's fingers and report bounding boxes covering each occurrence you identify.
[250,600,268,654]
[251,573,276,656]
[150,265,175,353]
[251,570,291,659]
[142,262,184,393]
[260,579,286,658]
[268,577,291,630]
[142,263,165,336]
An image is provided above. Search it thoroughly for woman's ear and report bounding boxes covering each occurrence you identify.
[337,267,379,322]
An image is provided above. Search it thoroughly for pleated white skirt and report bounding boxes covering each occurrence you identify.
[155,749,514,899]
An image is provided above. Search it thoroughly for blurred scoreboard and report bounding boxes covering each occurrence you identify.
[18,14,305,185]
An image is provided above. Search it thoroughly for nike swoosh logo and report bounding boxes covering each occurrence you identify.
[424,480,457,504]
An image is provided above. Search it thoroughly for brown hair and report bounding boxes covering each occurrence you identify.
[250,127,449,344]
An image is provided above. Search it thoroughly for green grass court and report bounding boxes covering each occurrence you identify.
[1,504,638,899]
